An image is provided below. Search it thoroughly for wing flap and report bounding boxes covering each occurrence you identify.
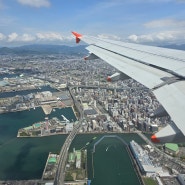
[153,81,185,136]
[151,124,185,143]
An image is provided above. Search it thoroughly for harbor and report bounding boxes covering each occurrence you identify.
[87,135,142,185]
[0,105,145,183]
[0,107,76,180]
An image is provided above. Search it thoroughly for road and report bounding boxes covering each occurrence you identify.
[54,87,84,185]
[54,121,82,185]
[69,85,148,91]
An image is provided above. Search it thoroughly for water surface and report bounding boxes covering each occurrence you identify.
[0,107,76,180]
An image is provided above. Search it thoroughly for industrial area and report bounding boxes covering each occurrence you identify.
[1,53,185,185]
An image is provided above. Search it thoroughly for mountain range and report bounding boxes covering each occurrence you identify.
[0,44,185,56]
[0,44,87,55]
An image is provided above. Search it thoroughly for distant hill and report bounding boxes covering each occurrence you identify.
[1,43,185,56]
[0,44,88,55]
[160,44,185,51]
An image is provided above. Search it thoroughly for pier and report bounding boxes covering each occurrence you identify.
[42,105,52,115]
[42,152,59,180]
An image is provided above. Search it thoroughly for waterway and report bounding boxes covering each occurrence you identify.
[0,107,76,180]
[70,134,145,185]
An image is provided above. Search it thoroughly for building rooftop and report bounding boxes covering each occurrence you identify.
[76,150,81,160]
[68,153,75,162]
[165,143,179,152]
[48,157,57,164]
[84,109,98,115]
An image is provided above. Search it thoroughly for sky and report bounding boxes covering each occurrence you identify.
[0,0,185,46]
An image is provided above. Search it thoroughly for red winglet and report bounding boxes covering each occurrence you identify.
[72,31,82,43]
[151,134,160,143]
[107,76,112,82]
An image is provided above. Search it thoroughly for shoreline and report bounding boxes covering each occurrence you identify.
[0,104,74,115]
[17,130,137,138]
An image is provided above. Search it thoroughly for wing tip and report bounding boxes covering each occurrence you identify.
[151,134,160,143]
[72,31,82,43]
[72,31,82,37]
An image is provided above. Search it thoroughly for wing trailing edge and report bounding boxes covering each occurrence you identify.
[72,31,185,143]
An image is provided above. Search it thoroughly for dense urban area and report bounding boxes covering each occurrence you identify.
[0,47,185,185]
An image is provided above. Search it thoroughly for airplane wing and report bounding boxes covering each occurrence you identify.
[72,31,185,143]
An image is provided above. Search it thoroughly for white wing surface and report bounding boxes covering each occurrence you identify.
[72,32,185,143]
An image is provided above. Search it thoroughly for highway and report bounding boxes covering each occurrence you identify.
[54,121,82,185]
[69,85,148,91]
[54,87,84,185]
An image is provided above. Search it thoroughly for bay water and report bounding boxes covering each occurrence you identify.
[0,108,145,184]
[0,107,75,180]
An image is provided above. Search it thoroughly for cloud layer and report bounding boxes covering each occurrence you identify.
[0,32,73,45]
[17,0,50,8]
[127,18,185,44]
[1,29,185,46]
[128,30,185,44]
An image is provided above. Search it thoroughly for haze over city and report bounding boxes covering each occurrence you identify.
[0,0,185,46]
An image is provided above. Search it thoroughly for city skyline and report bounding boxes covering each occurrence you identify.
[0,0,185,46]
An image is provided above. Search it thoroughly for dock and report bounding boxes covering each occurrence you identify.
[42,105,52,115]
[42,152,59,181]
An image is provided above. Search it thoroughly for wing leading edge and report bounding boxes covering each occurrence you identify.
[72,32,185,143]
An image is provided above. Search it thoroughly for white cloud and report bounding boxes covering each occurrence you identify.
[98,34,121,40]
[36,32,64,41]
[128,35,138,42]
[128,34,154,43]
[20,34,35,42]
[0,32,74,45]
[145,19,185,28]
[128,30,185,44]
[156,32,175,41]
[8,32,18,42]
[7,33,36,42]
[128,18,185,44]
[17,0,50,8]
[0,33,6,40]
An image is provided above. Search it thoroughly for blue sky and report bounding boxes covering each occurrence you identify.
[0,0,185,46]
